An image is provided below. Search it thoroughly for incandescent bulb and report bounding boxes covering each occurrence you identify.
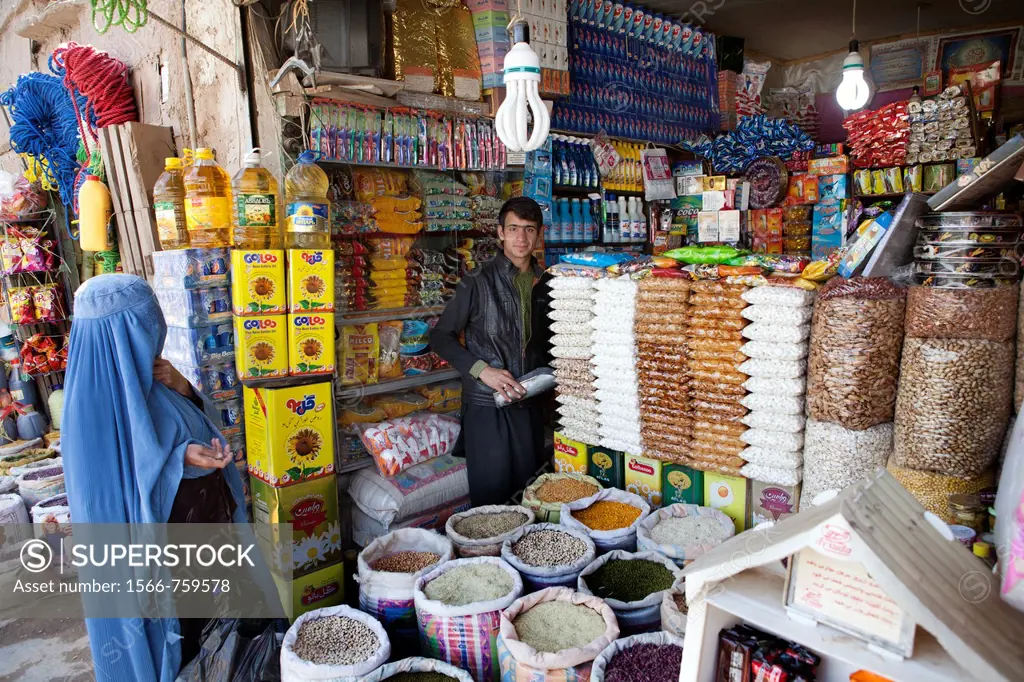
[835,43,871,111]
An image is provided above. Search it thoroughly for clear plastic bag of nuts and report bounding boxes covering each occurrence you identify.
[805,277,906,430]
[892,336,1014,478]
[904,285,1018,342]
[800,419,893,510]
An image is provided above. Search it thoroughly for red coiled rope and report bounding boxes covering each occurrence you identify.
[50,42,138,154]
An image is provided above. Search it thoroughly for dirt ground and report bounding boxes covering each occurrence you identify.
[0,618,92,682]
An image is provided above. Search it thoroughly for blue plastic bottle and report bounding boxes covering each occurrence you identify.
[571,199,584,242]
[552,139,563,187]
[558,198,572,243]
[582,201,595,243]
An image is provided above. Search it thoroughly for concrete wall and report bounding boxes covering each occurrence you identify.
[0,0,253,177]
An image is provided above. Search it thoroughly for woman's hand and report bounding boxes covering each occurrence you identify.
[184,440,232,469]
[154,358,194,398]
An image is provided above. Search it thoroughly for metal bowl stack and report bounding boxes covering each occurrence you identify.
[913,212,1023,288]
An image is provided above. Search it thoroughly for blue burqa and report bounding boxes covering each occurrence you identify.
[62,274,247,681]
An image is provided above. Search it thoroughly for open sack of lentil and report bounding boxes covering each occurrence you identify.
[358,656,474,682]
[357,529,454,646]
[445,505,534,557]
[805,277,905,431]
[589,630,685,682]
[893,336,1013,477]
[577,550,680,635]
[560,488,650,553]
[660,575,686,638]
[497,586,619,682]
[636,504,734,566]
[522,473,602,523]
[500,523,596,591]
[413,557,524,682]
[280,604,391,682]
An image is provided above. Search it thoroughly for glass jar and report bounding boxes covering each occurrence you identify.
[948,494,987,534]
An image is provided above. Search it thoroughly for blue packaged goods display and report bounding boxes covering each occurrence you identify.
[684,116,815,174]
[151,249,230,290]
[552,4,719,143]
[171,360,240,401]
[161,323,234,366]
[560,251,635,268]
[154,287,233,328]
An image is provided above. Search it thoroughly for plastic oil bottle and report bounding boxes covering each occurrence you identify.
[78,175,113,252]
[284,150,331,249]
[184,147,232,248]
[232,148,282,249]
[153,158,189,249]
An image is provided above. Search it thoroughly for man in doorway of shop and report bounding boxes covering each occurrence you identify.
[431,196,551,505]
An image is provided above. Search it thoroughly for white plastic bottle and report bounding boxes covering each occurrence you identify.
[634,197,647,243]
[618,195,629,242]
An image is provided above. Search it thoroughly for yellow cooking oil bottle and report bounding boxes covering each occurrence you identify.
[284,150,330,249]
[78,175,112,252]
[153,157,189,249]
[232,148,282,249]
[184,147,231,248]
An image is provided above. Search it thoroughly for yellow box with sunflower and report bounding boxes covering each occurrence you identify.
[231,250,286,315]
[251,474,341,579]
[234,314,289,381]
[272,561,344,619]
[289,313,336,376]
[244,381,335,486]
[287,249,335,313]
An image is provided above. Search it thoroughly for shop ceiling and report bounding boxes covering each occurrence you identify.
[637,0,1024,62]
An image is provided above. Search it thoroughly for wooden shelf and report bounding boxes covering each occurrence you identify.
[695,568,966,682]
[336,368,460,399]
[336,305,446,325]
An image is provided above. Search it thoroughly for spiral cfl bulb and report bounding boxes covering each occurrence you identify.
[495,38,550,152]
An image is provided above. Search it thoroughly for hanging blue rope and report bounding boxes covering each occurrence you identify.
[0,72,90,208]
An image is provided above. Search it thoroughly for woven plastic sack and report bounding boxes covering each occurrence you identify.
[414,557,524,682]
[660,577,687,638]
[589,631,685,682]
[560,488,651,554]
[577,550,681,635]
[522,474,602,524]
[281,605,391,682]
[636,504,734,565]
[501,523,597,591]
[446,505,535,557]
[360,657,473,682]
[15,465,64,507]
[357,529,454,645]
[496,587,618,682]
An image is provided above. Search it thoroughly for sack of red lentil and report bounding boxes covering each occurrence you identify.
[357,528,455,650]
[359,656,474,682]
[659,575,686,638]
[496,586,619,682]
[280,605,391,682]
[522,473,602,523]
[559,488,651,554]
[635,503,735,566]
[500,523,596,591]
[414,557,524,682]
[446,505,535,557]
[589,631,685,682]
[577,550,681,636]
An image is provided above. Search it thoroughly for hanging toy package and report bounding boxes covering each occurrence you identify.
[642,147,676,201]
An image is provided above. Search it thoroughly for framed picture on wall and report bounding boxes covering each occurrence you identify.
[936,27,1021,79]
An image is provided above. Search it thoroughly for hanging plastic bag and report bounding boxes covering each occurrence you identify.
[176,618,288,682]
[641,148,676,201]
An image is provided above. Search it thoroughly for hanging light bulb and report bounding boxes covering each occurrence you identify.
[495,20,550,153]
[836,39,871,111]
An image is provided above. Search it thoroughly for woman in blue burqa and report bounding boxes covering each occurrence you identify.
[62,274,248,680]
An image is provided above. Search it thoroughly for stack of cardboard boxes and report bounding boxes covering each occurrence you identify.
[468,0,569,95]
[553,431,801,535]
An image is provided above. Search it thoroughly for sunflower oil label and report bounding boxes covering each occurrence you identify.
[243,382,334,488]
[233,314,289,380]
[236,193,277,227]
[231,249,286,315]
[185,195,231,231]
[286,201,328,234]
[155,200,183,241]
[287,249,335,313]
[249,475,340,578]
[289,313,335,376]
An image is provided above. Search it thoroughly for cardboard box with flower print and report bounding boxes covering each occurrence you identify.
[252,474,341,579]
[244,382,335,487]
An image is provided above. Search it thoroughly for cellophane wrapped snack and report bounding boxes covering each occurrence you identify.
[358,412,461,477]
[549,276,599,442]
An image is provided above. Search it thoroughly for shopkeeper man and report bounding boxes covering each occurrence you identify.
[431,196,552,506]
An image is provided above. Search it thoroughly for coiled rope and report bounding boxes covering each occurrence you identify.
[90,0,148,34]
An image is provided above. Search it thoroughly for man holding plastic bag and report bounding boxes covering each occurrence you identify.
[430,198,552,505]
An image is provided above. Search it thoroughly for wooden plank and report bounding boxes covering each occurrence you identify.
[97,127,140,276]
[103,125,145,276]
[118,122,176,278]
